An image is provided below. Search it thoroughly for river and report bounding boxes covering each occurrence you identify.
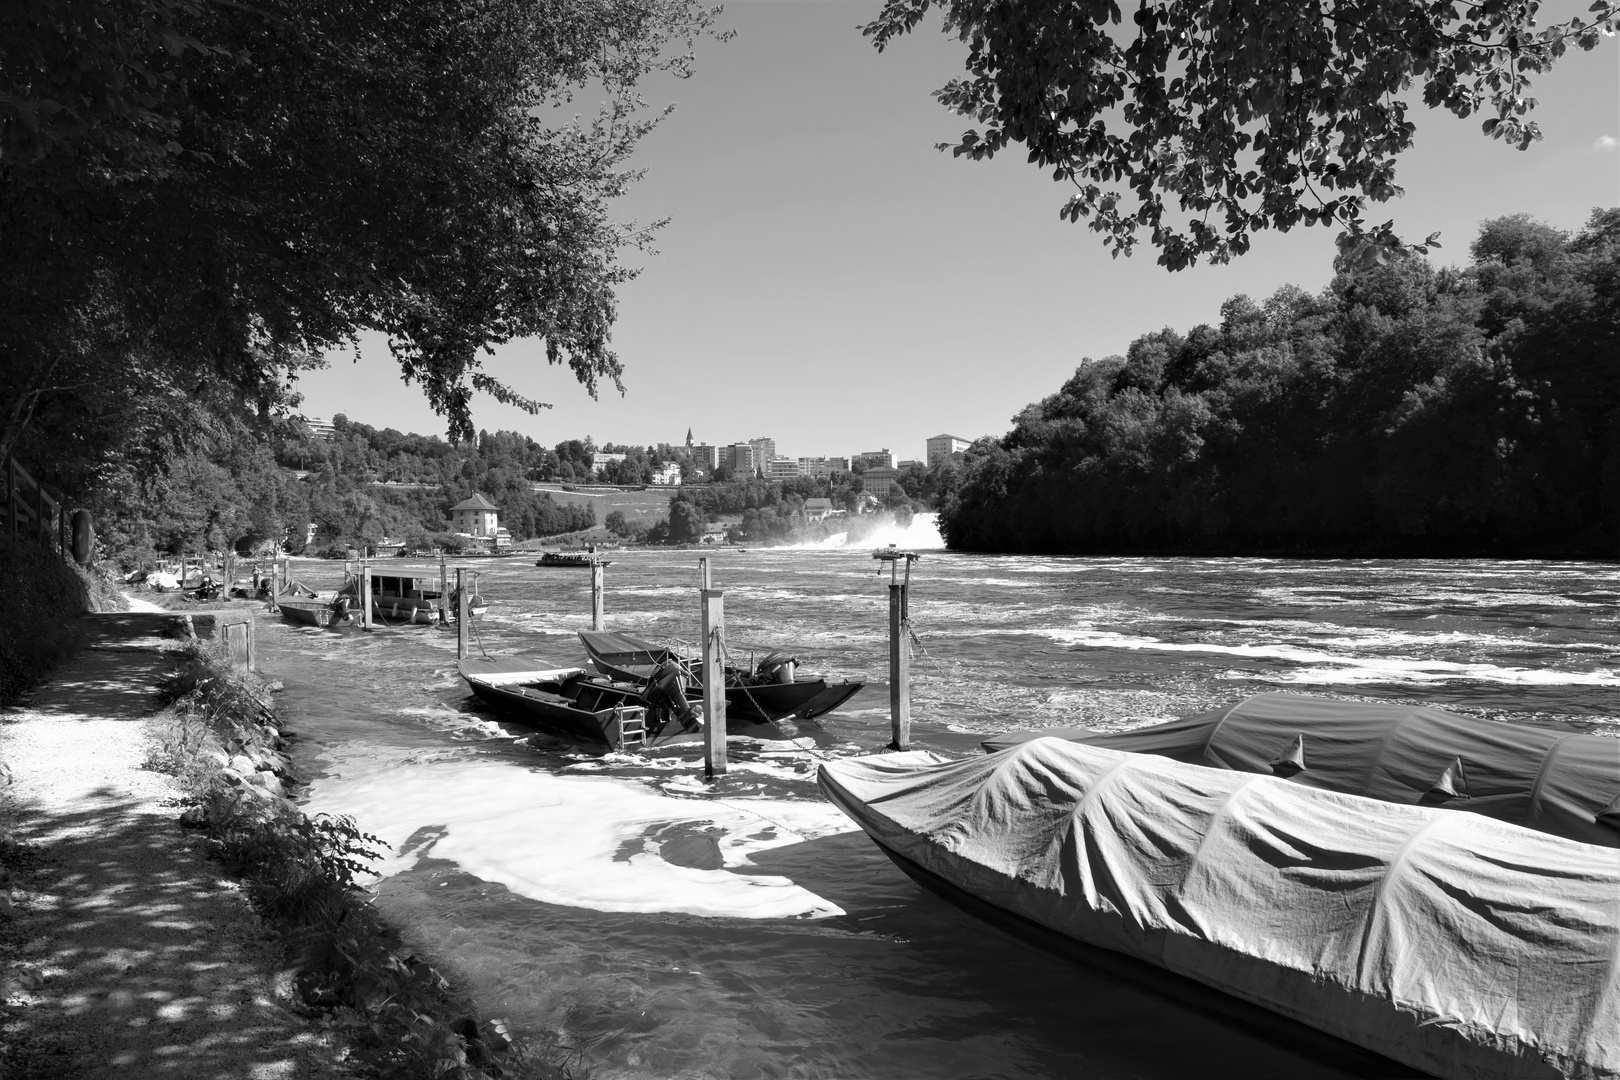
[260,516,1618,1079]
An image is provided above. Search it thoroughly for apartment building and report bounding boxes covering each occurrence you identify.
[926,433,971,466]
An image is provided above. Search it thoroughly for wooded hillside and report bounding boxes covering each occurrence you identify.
[938,211,1620,557]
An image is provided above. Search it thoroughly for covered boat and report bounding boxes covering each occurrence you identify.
[336,571,444,625]
[981,693,1620,847]
[459,657,704,750]
[819,740,1620,1080]
[578,630,863,722]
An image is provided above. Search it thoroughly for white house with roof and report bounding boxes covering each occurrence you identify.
[449,493,500,538]
[803,497,836,522]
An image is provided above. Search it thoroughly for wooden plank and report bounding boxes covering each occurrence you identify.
[702,588,726,776]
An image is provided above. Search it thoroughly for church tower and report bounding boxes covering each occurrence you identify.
[685,427,694,447]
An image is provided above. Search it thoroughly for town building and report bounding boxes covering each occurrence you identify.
[798,456,849,479]
[591,452,627,476]
[897,459,923,470]
[860,466,902,498]
[926,433,972,466]
[304,416,337,441]
[766,458,802,479]
[651,462,682,486]
[692,444,718,472]
[747,437,776,466]
[726,442,758,474]
[449,493,505,548]
[853,449,895,472]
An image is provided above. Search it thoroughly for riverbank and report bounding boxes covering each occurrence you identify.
[1,606,577,1079]
[0,612,346,1078]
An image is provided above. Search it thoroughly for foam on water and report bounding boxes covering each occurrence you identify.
[303,755,856,919]
[1043,628,1620,685]
[777,512,946,551]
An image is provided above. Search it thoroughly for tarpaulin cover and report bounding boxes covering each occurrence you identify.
[819,740,1620,1080]
[981,693,1620,847]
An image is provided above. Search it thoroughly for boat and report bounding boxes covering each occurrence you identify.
[275,574,354,628]
[275,592,351,628]
[818,739,1620,1080]
[981,692,1620,847]
[336,570,446,625]
[577,630,864,722]
[458,656,709,749]
[537,551,611,568]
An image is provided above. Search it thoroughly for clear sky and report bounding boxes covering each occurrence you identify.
[294,1,1619,463]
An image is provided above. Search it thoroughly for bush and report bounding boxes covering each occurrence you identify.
[150,645,574,1079]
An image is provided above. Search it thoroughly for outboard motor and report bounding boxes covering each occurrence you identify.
[756,651,798,685]
[643,660,699,725]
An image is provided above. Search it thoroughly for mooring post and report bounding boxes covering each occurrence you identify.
[360,558,373,631]
[590,559,605,631]
[702,583,726,776]
[873,547,920,750]
[699,555,711,591]
[456,568,469,659]
[438,554,449,625]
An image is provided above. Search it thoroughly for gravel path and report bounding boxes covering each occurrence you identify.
[0,611,345,1079]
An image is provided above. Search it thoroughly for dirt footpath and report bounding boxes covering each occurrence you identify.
[0,612,345,1079]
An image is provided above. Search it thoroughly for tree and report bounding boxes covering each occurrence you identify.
[865,0,1618,269]
[2,0,722,475]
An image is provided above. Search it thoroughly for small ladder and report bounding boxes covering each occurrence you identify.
[614,705,649,751]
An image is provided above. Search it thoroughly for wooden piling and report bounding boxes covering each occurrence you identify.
[456,568,469,659]
[590,560,605,631]
[438,555,449,625]
[889,581,910,749]
[360,558,373,631]
[701,586,726,776]
[873,548,920,751]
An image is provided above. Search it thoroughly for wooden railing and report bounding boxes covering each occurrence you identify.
[3,455,70,556]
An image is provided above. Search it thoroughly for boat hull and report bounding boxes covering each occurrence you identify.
[723,678,863,722]
[276,596,341,627]
[461,657,777,748]
[577,630,864,722]
[818,741,1620,1080]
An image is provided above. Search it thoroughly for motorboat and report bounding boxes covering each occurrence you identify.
[537,551,610,568]
[819,739,1620,1080]
[578,630,863,722]
[459,656,708,750]
[981,693,1620,847]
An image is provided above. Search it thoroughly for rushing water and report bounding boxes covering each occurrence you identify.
[263,516,1619,1080]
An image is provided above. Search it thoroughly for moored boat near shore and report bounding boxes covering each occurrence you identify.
[578,630,863,722]
[459,655,763,749]
[982,692,1620,847]
[819,739,1620,1080]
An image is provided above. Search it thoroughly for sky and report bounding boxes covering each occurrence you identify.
[294,1,1620,463]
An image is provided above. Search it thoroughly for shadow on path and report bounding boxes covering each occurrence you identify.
[0,610,344,1079]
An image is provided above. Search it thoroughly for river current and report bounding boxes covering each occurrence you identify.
[263,515,1619,1080]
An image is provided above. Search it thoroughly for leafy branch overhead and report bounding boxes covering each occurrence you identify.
[1,0,722,468]
[864,0,1619,269]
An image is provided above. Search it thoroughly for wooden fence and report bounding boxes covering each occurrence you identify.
[2,455,70,556]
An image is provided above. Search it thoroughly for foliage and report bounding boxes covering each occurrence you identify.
[2,0,724,482]
[152,644,575,1079]
[865,0,1619,268]
[937,210,1620,555]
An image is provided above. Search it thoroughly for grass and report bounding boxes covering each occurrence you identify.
[149,644,580,1080]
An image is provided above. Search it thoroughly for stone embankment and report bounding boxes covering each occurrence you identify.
[0,611,344,1079]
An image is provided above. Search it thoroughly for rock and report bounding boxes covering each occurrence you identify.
[178,806,209,829]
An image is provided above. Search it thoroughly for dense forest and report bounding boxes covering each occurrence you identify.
[938,211,1620,557]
